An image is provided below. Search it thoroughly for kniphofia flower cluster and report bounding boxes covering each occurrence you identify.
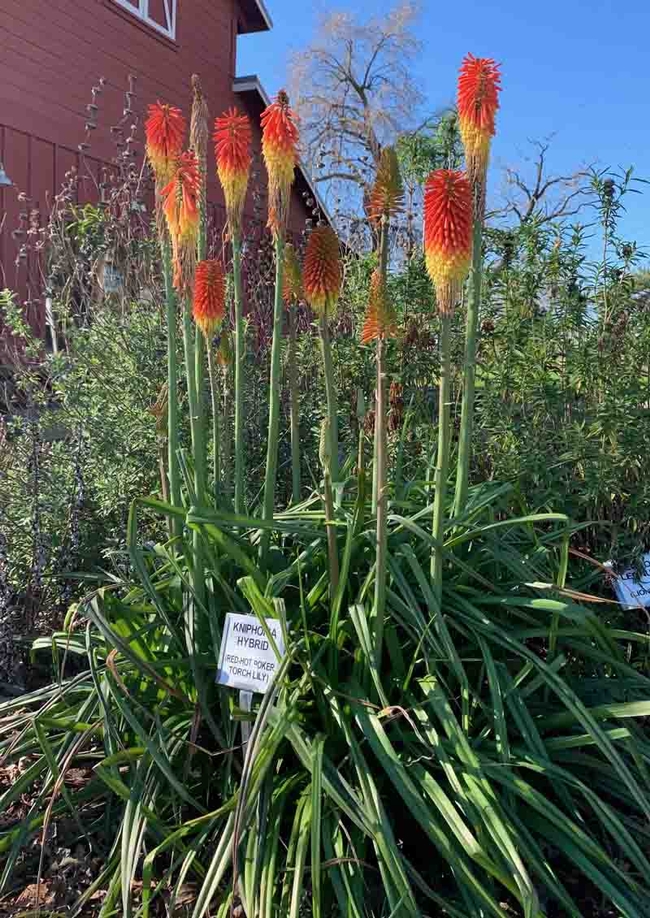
[214,108,252,236]
[303,227,342,317]
[193,259,226,339]
[457,54,501,208]
[282,243,303,304]
[366,146,404,224]
[161,151,201,291]
[361,270,397,344]
[145,103,186,186]
[261,90,299,237]
[424,169,473,316]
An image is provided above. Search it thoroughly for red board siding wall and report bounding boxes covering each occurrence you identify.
[1,0,311,337]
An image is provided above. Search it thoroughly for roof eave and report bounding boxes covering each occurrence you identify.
[236,0,272,34]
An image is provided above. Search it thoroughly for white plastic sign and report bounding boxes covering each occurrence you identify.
[216,613,285,694]
[611,553,650,610]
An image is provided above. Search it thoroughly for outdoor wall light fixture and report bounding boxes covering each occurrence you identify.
[0,161,12,187]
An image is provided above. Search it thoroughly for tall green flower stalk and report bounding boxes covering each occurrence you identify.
[214,107,253,514]
[194,261,228,502]
[363,146,403,665]
[261,235,286,563]
[373,329,388,664]
[259,90,299,565]
[157,149,201,501]
[144,101,186,522]
[282,243,304,505]
[303,226,344,597]
[162,239,181,527]
[430,312,452,598]
[423,169,473,604]
[454,213,484,516]
[364,245,393,664]
[190,75,209,509]
[221,346,233,506]
[320,418,339,595]
[303,227,343,488]
[288,303,301,504]
[318,311,339,484]
[232,237,246,513]
[207,340,221,498]
[453,53,501,515]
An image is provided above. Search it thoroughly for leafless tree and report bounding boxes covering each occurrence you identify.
[495,139,594,226]
[290,2,423,220]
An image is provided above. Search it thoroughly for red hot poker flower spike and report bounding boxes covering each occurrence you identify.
[214,108,252,236]
[457,54,501,198]
[161,151,201,292]
[145,102,186,186]
[282,243,303,305]
[261,90,299,238]
[424,169,473,316]
[193,259,226,339]
[303,227,342,318]
[361,269,397,344]
[366,147,404,224]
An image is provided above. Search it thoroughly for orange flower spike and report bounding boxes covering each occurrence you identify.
[282,243,303,305]
[145,102,186,186]
[361,269,397,344]
[193,259,226,339]
[161,152,200,245]
[457,54,501,192]
[161,151,201,290]
[261,90,299,237]
[367,147,404,224]
[424,169,473,316]
[303,227,342,318]
[214,108,252,235]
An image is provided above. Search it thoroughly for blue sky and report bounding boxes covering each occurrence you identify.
[238,0,649,253]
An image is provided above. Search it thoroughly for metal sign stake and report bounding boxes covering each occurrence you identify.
[240,689,253,748]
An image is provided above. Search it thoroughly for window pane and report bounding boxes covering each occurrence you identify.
[146,0,171,32]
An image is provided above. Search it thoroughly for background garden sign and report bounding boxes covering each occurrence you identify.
[611,553,650,609]
[216,613,286,693]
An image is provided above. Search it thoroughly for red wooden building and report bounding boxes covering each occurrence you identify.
[0,0,323,338]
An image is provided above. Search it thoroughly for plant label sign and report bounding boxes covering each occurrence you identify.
[611,553,650,610]
[216,613,285,694]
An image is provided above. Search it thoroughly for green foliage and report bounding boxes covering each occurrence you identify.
[478,211,650,560]
[0,298,170,622]
[397,111,464,185]
[2,473,650,916]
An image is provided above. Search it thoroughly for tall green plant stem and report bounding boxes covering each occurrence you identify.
[453,214,484,516]
[431,312,452,606]
[373,334,388,667]
[161,236,181,530]
[207,345,220,499]
[372,219,390,516]
[372,217,390,666]
[288,302,301,504]
[232,235,246,514]
[260,234,286,565]
[222,365,232,506]
[182,299,199,459]
[194,330,208,502]
[192,108,208,607]
[319,310,339,485]
[323,467,339,596]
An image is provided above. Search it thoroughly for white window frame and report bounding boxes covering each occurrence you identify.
[113,0,177,41]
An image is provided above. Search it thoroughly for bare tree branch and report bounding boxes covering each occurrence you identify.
[289,2,423,218]
[495,138,595,227]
